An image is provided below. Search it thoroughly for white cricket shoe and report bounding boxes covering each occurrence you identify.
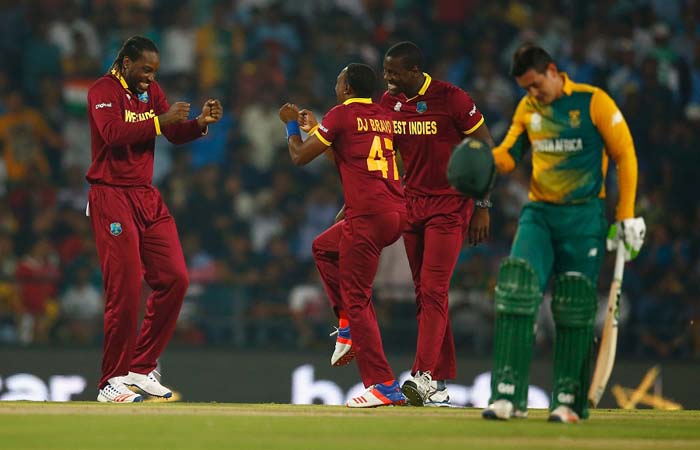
[329,326,354,366]
[97,378,143,403]
[401,371,433,406]
[482,399,514,420]
[123,370,172,398]
[425,382,450,407]
[482,399,529,419]
[548,405,580,424]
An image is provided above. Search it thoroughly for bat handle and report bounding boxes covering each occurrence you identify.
[613,240,626,282]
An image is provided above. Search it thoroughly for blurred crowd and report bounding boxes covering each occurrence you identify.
[0,0,698,360]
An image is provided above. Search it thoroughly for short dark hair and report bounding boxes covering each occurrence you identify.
[385,41,423,70]
[111,36,159,71]
[510,45,554,77]
[346,63,376,98]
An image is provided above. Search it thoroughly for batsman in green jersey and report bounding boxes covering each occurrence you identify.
[482,45,646,423]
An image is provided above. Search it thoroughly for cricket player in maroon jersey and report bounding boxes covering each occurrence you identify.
[86,36,222,402]
[380,41,496,406]
[279,63,408,407]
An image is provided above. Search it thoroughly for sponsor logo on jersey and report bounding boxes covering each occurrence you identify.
[611,110,623,126]
[109,222,122,236]
[532,138,584,153]
[530,112,542,131]
[124,109,156,123]
[569,109,581,128]
[319,124,328,133]
[557,392,575,405]
[416,101,427,113]
[393,101,402,112]
[468,104,477,116]
[497,382,515,395]
[95,102,112,109]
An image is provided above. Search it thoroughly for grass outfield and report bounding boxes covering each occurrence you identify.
[1,403,699,450]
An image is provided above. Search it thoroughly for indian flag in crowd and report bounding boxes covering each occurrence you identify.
[63,79,93,115]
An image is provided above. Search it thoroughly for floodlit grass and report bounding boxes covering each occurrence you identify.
[1,402,699,450]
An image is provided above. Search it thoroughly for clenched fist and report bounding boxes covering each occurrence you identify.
[279,103,300,123]
[298,109,318,133]
[158,102,190,126]
[196,99,223,129]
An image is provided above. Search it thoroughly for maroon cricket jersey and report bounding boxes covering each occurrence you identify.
[380,74,484,197]
[86,70,204,186]
[314,98,405,219]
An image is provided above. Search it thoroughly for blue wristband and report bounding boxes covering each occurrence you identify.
[286,121,301,140]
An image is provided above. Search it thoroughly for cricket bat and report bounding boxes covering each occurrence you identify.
[588,243,627,407]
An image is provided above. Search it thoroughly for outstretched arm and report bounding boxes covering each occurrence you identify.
[279,103,329,166]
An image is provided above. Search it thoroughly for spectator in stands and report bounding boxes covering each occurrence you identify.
[289,267,327,349]
[637,272,691,358]
[15,236,61,344]
[0,92,62,183]
[59,264,102,344]
[0,231,19,342]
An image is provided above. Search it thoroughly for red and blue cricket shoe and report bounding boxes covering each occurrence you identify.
[330,326,355,366]
[346,381,407,408]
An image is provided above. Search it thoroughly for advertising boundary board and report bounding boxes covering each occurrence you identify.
[0,349,697,409]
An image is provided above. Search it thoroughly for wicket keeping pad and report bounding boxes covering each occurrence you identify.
[447,137,496,199]
[490,258,541,412]
[551,272,597,419]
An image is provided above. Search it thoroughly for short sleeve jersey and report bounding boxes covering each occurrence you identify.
[314,98,405,219]
[380,74,484,197]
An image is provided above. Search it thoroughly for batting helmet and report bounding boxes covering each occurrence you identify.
[447,137,496,198]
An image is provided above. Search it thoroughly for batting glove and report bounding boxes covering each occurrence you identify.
[606,217,646,261]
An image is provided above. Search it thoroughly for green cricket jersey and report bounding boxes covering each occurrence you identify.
[493,73,637,220]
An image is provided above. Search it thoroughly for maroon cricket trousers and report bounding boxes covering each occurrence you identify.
[88,184,188,388]
[403,194,474,381]
[312,211,406,387]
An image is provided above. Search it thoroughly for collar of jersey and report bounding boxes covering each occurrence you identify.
[343,97,372,105]
[110,69,132,93]
[405,73,432,102]
[561,72,573,96]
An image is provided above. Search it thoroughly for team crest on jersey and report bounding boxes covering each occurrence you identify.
[530,112,542,131]
[416,101,427,113]
[110,222,122,236]
[569,110,581,128]
[138,91,149,103]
